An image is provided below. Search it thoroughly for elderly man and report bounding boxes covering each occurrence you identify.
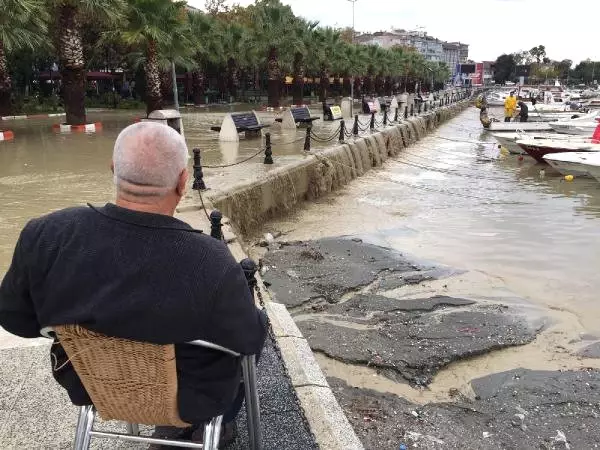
[0,122,266,445]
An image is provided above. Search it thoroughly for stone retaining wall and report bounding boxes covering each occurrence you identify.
[209,100,470,234]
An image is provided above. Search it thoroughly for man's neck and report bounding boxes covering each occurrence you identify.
[115,197,177,217]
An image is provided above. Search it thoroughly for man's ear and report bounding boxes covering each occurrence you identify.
[176,168,189,196]
[110,161,115,174]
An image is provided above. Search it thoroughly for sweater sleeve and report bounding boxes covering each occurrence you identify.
[204,263,267,355]
[0,224,40,338]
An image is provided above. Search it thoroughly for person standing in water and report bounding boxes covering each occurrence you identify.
[504,92,517,122]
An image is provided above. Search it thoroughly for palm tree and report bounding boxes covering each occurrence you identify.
[49,0,124,125]
[312,27,344,102]
[247,0,297,107]
[0,0,47,116]
[289,19,317,105]
[187,11,222,105]
[120,0,188,114]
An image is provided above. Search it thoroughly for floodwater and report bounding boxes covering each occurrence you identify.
[0,104,345,271]
[251,107,600,338]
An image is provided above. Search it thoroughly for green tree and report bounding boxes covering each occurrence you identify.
[529,45,546,64]
[119,0,187,114]
[247,0,298,107]
[49,0,125,125]
[0,0,48,115]
[493,53,516,84]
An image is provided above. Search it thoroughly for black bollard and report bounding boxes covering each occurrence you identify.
[383,110,388,126]
[264,132,273,164]
[209,210,223,240]
[404,105,408,119]
[410,104,414,116]
[424,102,428,112]
[370,112,375,130]
[353,114,359,136]
[304,126,311,151]
[240,258,258,294]
[192,148,207,191]
[394,107,399,122]
[339,119,345,143]
[418,102,422,114]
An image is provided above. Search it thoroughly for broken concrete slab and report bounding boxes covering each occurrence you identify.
[330,368,600,450]
[263,238,543,386]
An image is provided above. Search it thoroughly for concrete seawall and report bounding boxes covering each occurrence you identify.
[209,100,471,234]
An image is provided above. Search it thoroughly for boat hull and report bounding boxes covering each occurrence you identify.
[518,144,575,163]
[487,122,553,132]
[543,156,593,177]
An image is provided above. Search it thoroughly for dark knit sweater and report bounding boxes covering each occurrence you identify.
[0,203,266,423]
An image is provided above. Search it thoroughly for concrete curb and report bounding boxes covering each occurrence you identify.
[1,113,65,121]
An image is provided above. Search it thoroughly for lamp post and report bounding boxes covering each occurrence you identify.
[348,0,357,117]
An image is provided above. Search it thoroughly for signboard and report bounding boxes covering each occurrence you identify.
[329,105,342,120]
[471,63,483,85]
[367,101,377,113]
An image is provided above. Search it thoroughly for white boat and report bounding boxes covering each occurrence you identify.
[543,152,600,177]
[550,120,600,135]
[516,138,600,163]
[487,122,553,132]
[491,132,585,155]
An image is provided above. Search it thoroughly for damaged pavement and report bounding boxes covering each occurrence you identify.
[261,237,600,449]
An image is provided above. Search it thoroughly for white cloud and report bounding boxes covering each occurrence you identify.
[186,0,600,64]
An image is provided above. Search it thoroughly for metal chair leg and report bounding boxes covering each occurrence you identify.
[126,423,139,435]
[79,406,96,450]
[242,355,262,450]
[203,415,223,450]
[73,406,89,449]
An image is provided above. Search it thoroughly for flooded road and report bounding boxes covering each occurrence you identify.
[0,105,340,271]
[253,107,600,337]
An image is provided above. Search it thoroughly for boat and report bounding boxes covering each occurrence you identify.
[543,152,600,177]
[550,119,600,135]
[491,132,584,155]
[486,122,553,132]
[516,139,600,163]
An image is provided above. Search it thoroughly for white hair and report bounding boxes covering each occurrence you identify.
[113,121,189,197]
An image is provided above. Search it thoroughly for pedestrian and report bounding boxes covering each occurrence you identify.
[517,101,529,122]
[504,91,517,122]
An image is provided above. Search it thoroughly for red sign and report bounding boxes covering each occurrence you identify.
[471,63,484,85]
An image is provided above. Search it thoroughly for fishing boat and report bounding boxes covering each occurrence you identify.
[543,152,600,177]
[486,122,553,132]
[516,139,600,163]
[549,118,600,135]
[491,132,581,155]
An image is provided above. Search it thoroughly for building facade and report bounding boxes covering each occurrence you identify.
[356,30,468,75]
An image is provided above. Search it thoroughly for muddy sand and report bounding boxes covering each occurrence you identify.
[259,237,600,449]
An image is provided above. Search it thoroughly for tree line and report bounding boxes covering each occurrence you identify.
[493,45,599,86]
[0,0,451,125]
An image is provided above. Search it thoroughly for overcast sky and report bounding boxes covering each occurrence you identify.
[187,0,599,65]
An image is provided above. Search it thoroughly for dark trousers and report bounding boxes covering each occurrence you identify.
[520,115,528,122]
[504,117,511,122]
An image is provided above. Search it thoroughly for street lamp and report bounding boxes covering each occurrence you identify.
[347,0,357,116]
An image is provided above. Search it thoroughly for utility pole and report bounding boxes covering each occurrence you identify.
[348,0,357,117]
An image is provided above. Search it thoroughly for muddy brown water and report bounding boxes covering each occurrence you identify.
[0,105,346,268]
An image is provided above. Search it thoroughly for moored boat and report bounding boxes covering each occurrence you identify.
[543,152,600,177]
[516,139,600,163]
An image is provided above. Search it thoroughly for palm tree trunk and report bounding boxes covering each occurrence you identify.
[160,70,173,104]
[144,40,162,114]
[267,47,281,107]
[0,40,12,116]
[319,68,329,102]
[227,58,239,101]
[192,70,205,105]
[58,5,86,125]
[292,53,304,105]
